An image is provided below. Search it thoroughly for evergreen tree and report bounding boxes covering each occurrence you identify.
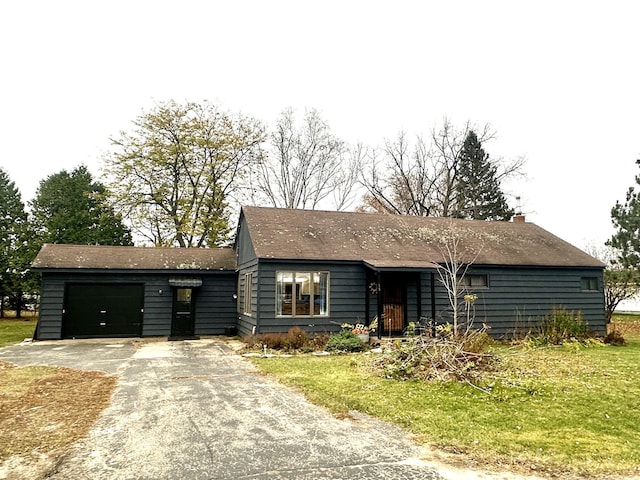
[31,165,132,246]
[609,158,640,269]
[453,131,514,221]
[0,168,34,317]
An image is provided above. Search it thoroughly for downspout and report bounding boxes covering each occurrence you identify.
[416,273,422,320]
[365,271,370,329]
[430,271,436,337]
[255,266,261,335]
[377,271,383,340]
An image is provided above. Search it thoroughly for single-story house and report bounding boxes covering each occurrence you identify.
[32,206,606,340]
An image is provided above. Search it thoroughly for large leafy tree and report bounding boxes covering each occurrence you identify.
[0,168,35,317]
[453,130,514,221]
[104,100,265,247]
[31,165,132,246]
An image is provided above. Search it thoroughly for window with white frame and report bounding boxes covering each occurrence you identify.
[276,271,329,317]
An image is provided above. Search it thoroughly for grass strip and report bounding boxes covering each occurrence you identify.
[0,319,37,347]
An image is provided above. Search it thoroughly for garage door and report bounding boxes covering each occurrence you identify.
[63,284,144,338]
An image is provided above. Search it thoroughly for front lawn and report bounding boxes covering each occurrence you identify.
[0,318,37,347]
[251,336,640,477]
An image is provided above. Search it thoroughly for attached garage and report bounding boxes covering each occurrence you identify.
[32,244,238,340]
[63,283,144,338]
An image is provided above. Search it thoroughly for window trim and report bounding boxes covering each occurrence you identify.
[458,273,489,289]
[581,276,598,292]
[243,272,253,315]
[275,271,330,317]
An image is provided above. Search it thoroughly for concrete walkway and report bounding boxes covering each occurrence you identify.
[0,339,445,480]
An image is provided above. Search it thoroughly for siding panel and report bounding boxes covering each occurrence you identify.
[433,266,606,338]
[36,271,237,339]
[195,273,237,335]
[255,261,367,334]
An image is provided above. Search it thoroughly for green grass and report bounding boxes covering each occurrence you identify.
[0,317,37,347]
[251,337,640,477]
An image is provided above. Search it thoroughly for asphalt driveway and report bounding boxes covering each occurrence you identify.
[0,338,446,480]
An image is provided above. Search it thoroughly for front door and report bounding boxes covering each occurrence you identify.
[171,288,195,337]
[382,275,406,334]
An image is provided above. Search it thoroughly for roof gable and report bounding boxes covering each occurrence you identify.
[240,206,604,268]
[32,244,237,271]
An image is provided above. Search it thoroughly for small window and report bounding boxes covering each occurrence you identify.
[458,274,488,288]
[581,277,598,291]
[276,271,329,317]
[243,273,253,315]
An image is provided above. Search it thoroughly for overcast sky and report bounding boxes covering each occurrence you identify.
[1,0,638,250]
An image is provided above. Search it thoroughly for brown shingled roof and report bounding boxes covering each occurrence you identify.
[32,244,236,271]
[240,206,604,268]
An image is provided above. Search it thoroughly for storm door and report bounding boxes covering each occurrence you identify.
[171,288,195,337]
[382,275,406,334]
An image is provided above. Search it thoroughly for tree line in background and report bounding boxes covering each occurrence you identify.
[0,166,132,316]
[101,100,521,247]
[1,99,639,317]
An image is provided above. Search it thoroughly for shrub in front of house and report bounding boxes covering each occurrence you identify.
[244,327,330,353]
[325,329,366,353]
[531,306,591,345]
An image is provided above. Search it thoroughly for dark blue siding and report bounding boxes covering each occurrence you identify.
[237,260,258,336]
[432,266,606,338]
[195,273,237,335]
[254,261,366,334]
[36,271,237,340]
[246,262,605,339]
[36,275,66,339]
[235,215,256,266]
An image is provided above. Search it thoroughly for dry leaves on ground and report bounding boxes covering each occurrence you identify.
[0,360,116,472]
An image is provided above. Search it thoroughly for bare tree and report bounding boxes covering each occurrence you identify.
[331,142,367,211]
[418,221,483,335]
[360,118,525,217]
[360,133,438,215]
[586,244,640,322]
[254,108,360,211]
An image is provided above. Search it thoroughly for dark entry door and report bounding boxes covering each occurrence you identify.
[382,276,406,334]
[171,288,195,337]
[64,284,143,338]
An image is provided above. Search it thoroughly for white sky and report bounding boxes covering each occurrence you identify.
[1,0,638,250]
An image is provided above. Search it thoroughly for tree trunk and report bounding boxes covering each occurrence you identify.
[15,294,22,319]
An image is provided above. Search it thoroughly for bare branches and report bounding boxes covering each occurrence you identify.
[253,108,360,211]
[359,118,523,218]
[428,220,484,334]
[586,244,640,322]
